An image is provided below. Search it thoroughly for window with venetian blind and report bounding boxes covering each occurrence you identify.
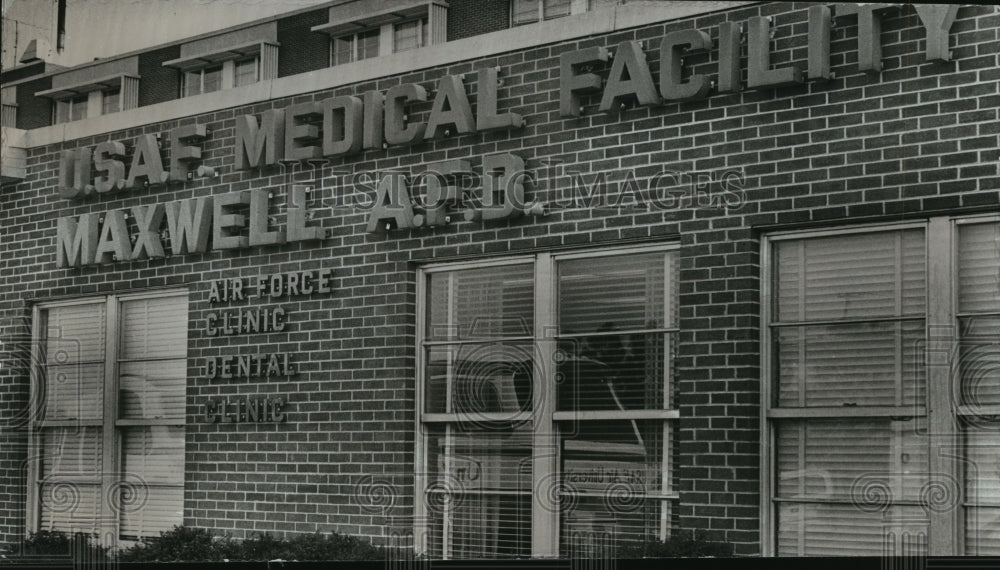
[30,291,188,543]
[416,245,678,559]
[763,215,1000,556]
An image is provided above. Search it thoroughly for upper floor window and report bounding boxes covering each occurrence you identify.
[101,88,120,116]
[313,1,446,66]
[164,22,278,97]
[37,56,140,124]
[54,94,88,124]
[332,28,380,66]
[394,17,428,52]
[513,0,574,25]
[183,64,223,97]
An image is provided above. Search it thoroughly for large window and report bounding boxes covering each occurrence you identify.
[29,291,188,544]
[416,246,678,558]
[763,215,1000,556]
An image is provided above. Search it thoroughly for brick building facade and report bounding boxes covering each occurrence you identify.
[1,0,998,559]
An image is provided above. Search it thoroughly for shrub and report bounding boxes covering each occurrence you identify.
[0,530,110,562]
[618,529,734,558]
[117,526,389,562]
[117,526,230,562]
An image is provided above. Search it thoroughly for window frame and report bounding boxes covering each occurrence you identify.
[53,94,89,124]
[760,213,1000,556]
[330,28,381,67]
[392,16,428,53]
[101,88,121,116]
[511,0,581,26]
[415,244,680,559]
[26,289,189,545]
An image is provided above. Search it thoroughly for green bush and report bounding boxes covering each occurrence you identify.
[618,529,734,558]
[117,526,230,562]
[0,530,110,562]
[117,526,389,562]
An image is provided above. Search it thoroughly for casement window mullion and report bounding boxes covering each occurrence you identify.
[100,296,121,545]
[927,217,959,554]
[531,252,558,558]
[25,306,44,532]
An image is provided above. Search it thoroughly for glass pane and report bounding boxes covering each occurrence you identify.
[234,58,257,87]
[543,0,572,19]
[427,494,530,559]
[967,507,1000,555]
[958,222,1000,314]
[426,424,532,493]
[966,425,1000,506]
[425,342,533,415]
[333,36,353,65]
[557,333,667,411]
[39,482,102,534]
[120,486,183,540]
[44,363,103,421]
[102,89,120,115]
[56,100,70,123]
[358,29,379,60]
[775,229,925,322]
[427,264,533,340]
[777,504,928,556]
[70,97,87,121]
[123,426,185,485]
[561,497,663,558]
[394,20,421,52]
[203,66,222,93]
[512,0,539,25]
[46,303,105,363]
[183,72,201,97]
[776,419,928,502]
[775,321,925,407]
[120,359,186,420]
[559,251,671,333]
[120,296,188,359]
[561,421,664,496]
[42,427,102,477]
[960,316,1000,407]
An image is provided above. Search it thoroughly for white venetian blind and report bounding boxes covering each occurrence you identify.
[771,229,930,556]
[773,230,926,408]
[966,425,1000,555]
[427,264,534,341]
[120,426,186,537]
[117,295,188,538]
[958,221,1000,555]
[39,303,106,535]
[958,222,1000,314]
[39,427,103,534]
[426,425,533,558]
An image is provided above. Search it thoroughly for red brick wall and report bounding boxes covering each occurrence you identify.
[1,2,997,555]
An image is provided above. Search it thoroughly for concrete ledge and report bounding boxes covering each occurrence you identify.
[1,127,27,184]
[22,1,750,150]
